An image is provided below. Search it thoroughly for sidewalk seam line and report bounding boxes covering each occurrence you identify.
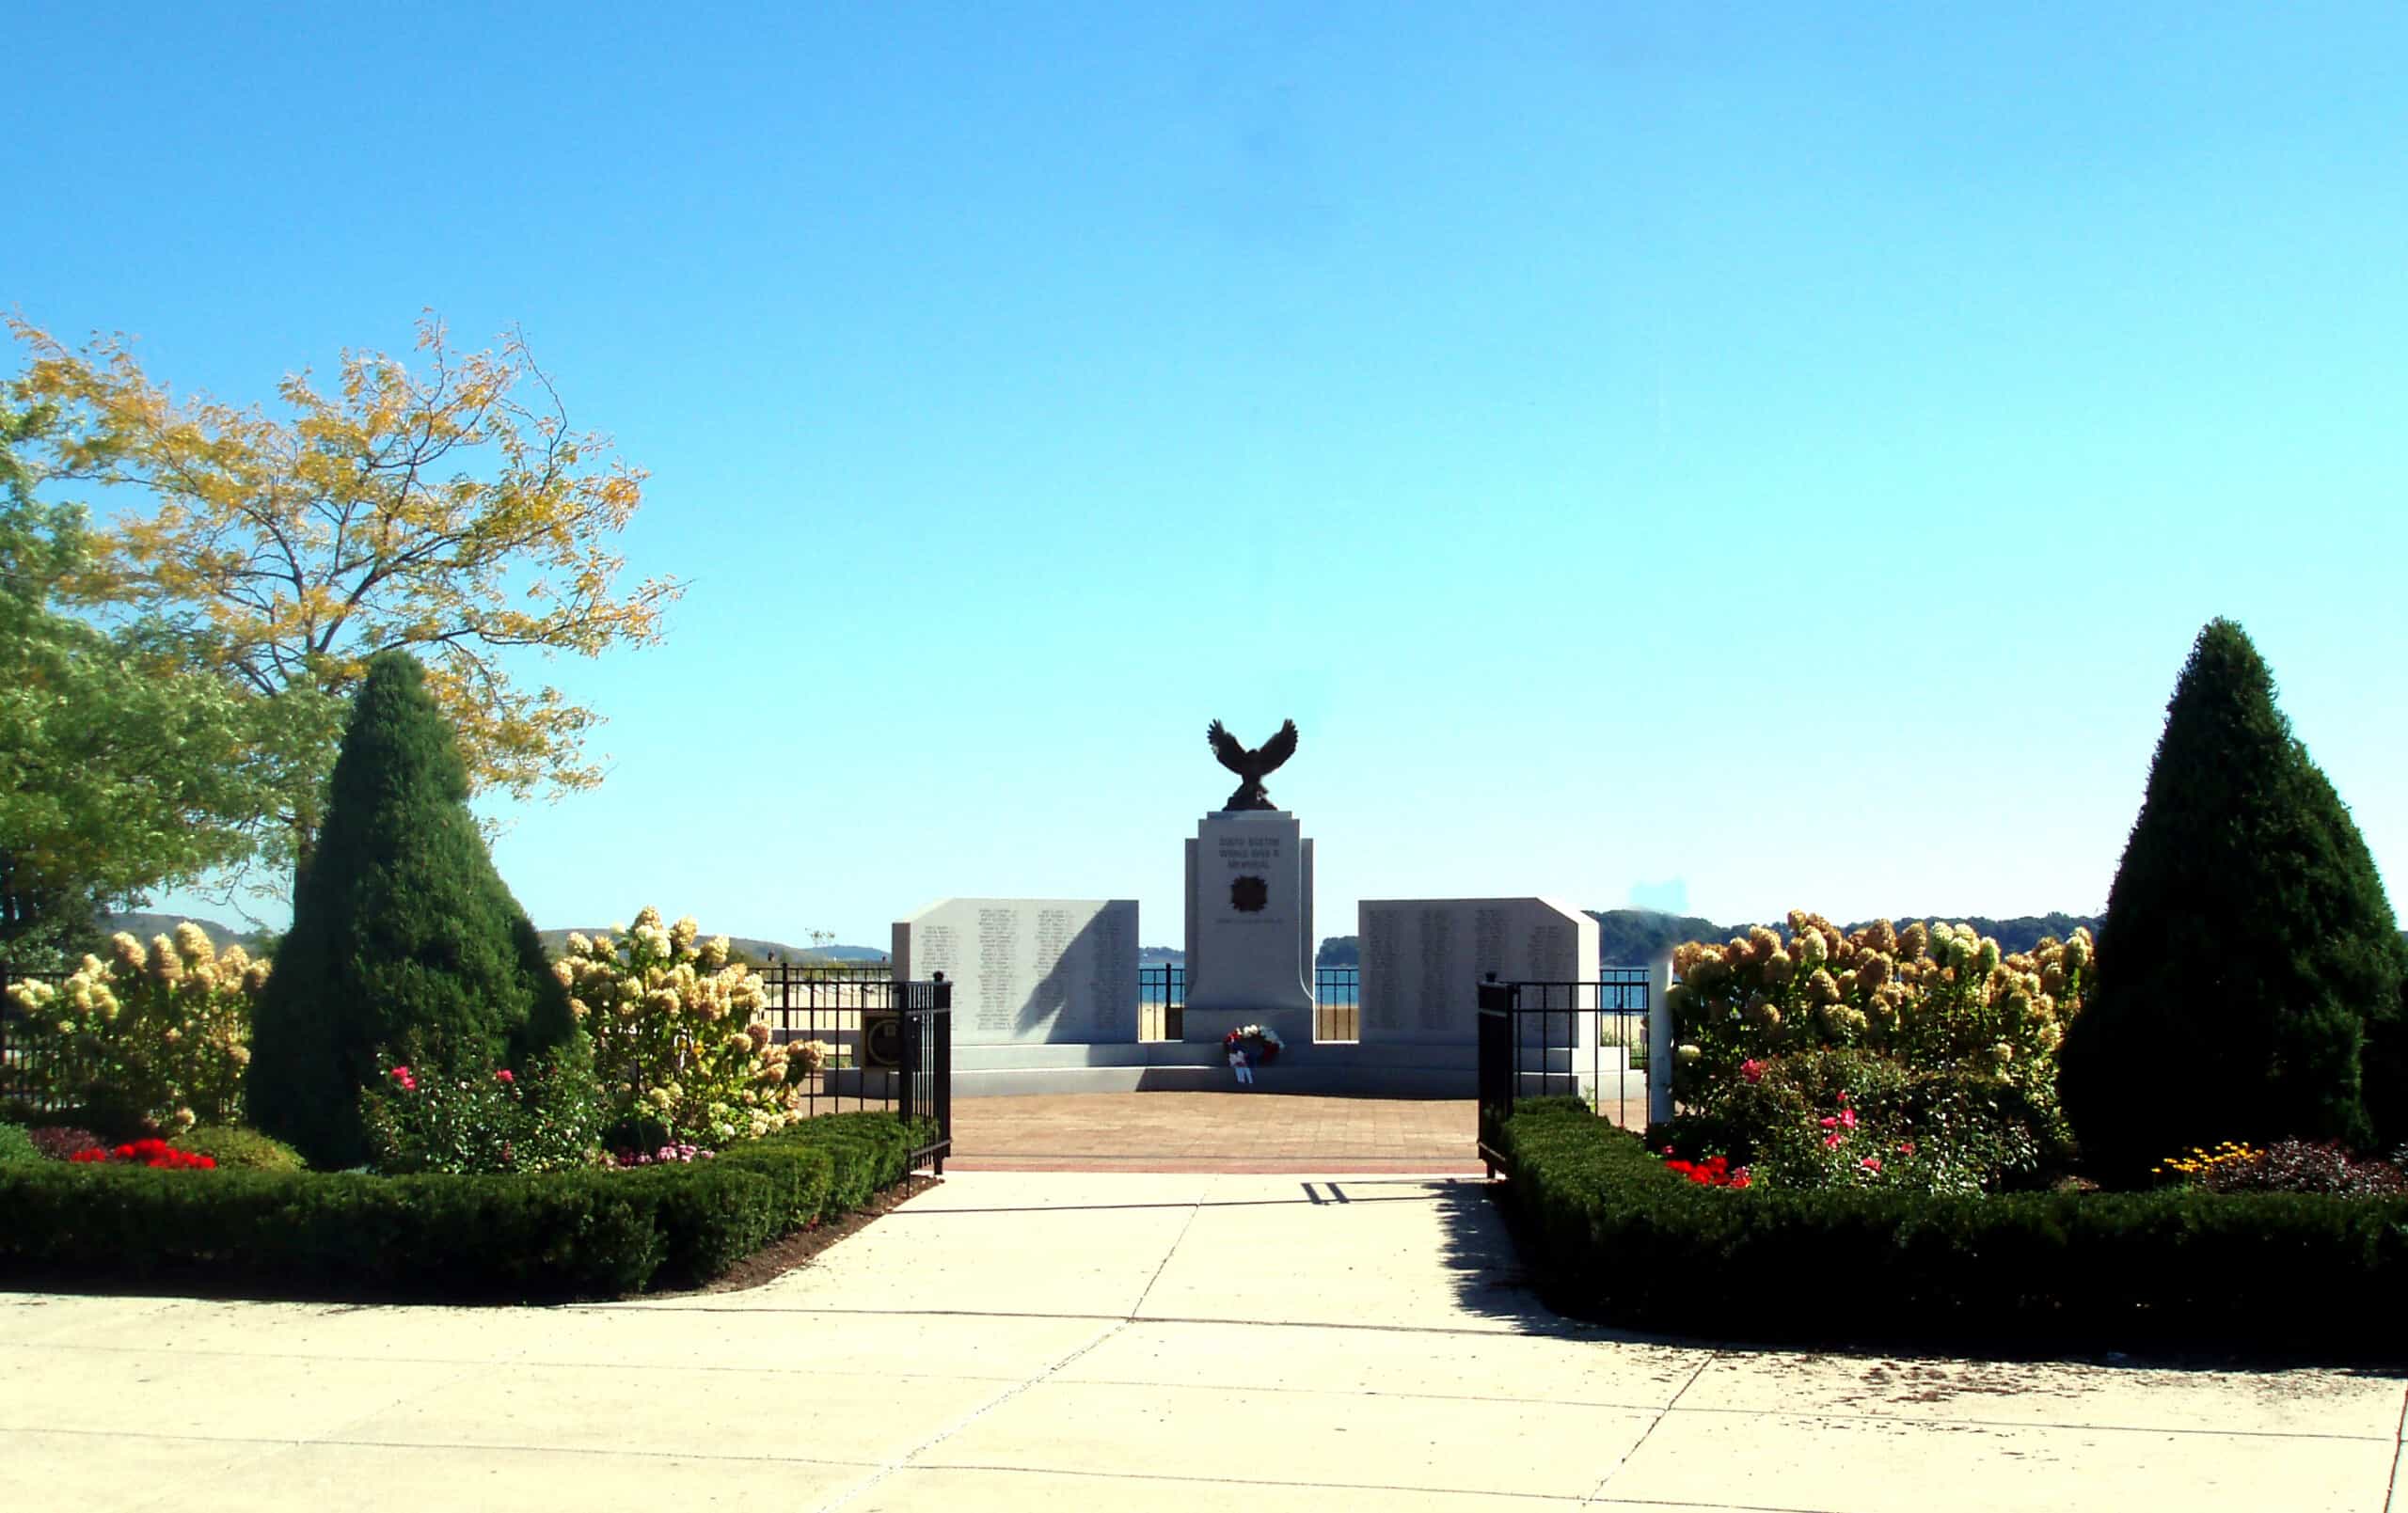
[108,1349,531,1506]
[1581,1348,1719,1506]
[1129,1174,1210,1318]
[2383,1382,2406,1513]
[806,1186,1204,1513]
[594,1303,1621,1341]
[16,1426,887,1470]
[803,1316,1133,1513]
[898,1459,1660,1504]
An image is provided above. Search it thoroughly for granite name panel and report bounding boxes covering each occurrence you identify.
[892,897,1139,1046]
[1357,897,1598,1044]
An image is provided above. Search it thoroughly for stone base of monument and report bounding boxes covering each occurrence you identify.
[943,1044,1464,1092]
[1180,1005,1315,1054]
[944,1039,1636,1097]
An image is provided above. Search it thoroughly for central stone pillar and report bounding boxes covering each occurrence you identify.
[1182,809,1314,1046]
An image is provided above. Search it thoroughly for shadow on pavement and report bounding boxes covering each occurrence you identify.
[1421,1176,1625,1337]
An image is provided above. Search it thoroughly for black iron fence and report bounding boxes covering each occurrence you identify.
[1139,962,1183,1041]
[0,967,79,1112]
[1476,973,1654,1176]
[893,977,952,1174]
[752,965,953,1172]
[1314,965,1359,1041]
[1136,962,1362,1042]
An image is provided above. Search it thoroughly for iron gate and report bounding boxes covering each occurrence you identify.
[1476,973,1652,1176]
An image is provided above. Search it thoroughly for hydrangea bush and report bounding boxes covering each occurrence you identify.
[557,907,816,1145]
[1662,912,2094,1192]
[4,925,267,1132]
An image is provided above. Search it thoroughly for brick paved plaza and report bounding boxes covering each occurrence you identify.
[948,1093,1483,1172]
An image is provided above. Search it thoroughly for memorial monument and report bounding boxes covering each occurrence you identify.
[1183,719,1315,1048]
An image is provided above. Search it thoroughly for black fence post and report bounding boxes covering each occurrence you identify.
[930,976,952,1174]
[896,982,918,1141]
[1475,973,1513,1178]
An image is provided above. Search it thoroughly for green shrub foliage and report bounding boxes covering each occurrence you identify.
[0,1122,38,1164]
[170,1125,306,1173]
[0,1111,923,1300]
[2061,620,2408,1177]
[359,1056,602,1174]
[246,652,576,1168]
[1494,1100,2408,1357]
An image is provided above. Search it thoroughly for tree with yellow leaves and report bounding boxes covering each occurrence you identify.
[5,315,682,892]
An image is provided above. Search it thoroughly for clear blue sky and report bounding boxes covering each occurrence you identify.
[8,4,2403,950]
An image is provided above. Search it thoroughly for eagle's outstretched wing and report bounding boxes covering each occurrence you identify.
[1256,719,1298,774]
[1207,719,1249,775]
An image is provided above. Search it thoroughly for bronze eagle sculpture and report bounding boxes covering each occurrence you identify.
[1206,718,1299,812]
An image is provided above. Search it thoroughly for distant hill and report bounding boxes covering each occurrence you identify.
[535,929,886,965]
[80,911,2408,976]
[1589,910,1731,967]
[1307,918,2127,971]
[98,912,270,954]
[1587,908,2112,965]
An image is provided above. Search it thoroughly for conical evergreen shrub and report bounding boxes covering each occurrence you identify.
[2060,619,2406,1180]
[246,652,576,1167]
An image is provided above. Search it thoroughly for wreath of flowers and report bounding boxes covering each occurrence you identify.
[1224,1023,1284,1064]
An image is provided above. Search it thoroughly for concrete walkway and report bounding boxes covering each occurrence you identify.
[4,1172,2404,1510]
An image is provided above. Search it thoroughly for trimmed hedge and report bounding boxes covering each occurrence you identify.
[1492,1099,2408,1358]
[0,1111,927,1301]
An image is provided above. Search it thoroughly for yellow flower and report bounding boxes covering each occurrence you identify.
[172,922,215,970]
